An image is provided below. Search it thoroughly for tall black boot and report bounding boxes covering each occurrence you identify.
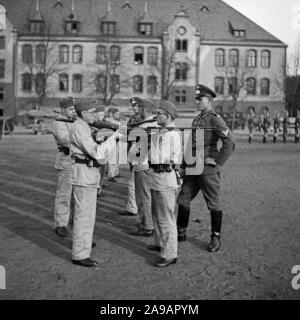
[263,136,266,143]
[248,136,252,143]
[273,136,277,143]
[177,204,190,242]
[208,210,222,252]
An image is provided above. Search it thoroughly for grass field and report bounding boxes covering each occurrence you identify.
[0,132,299,300]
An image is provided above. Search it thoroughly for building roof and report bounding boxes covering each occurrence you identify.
[0,0,286,45]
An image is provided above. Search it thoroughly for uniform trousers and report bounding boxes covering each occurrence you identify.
[151,189,177,259]
[125,170,138,214]
[54,168,73,228]
[72,185,97,260]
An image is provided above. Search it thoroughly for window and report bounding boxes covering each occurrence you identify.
[0,36,5,49]
[228,77,238,95]
[147,76,157,95]
[175,89,187,104]
[96,74,106,93]
[0,87,4,100]
[233,30,245,37]
[101,22,116,35]
[22,44,33,63]
[110,74,120,93]
[261,78,270,95]
[175,63,188,80]
[215,49,225,67]
[261,50,271,68]
[72,74,82,92]
[0,60,4,78]
[246,78,256,95]
[139,23,152,36]
[147,47,158,66]
[65,21,80,34]
[134,47,144,64]
[96,45,106,64]
[214,77,224,94]
[110,46,121,65]
[133,75,143,93]
[175,39,188,52]
[247,50,257,67]
[59,74,69,92]
[22,73,32,91]
[35,73,45,95]
[59,45,69,64]
[29,21,45,34]
[36,44,46,64]
[73,45,82,64]
[229,49,239,67]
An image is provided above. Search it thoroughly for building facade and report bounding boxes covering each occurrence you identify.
[1,0,287,117]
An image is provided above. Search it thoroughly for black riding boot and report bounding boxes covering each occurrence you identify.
[208,210,223,252]
[177,204,190,242]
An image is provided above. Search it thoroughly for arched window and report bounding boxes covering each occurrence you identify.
[214,77,224,94]
[110,46,121,64]
[59,45,69,64]
[229,49,239,67]
[22,44,33,63]
[215,48,225,66]
[246,77,256,95]
[147,76,157,95]
[260,78,270,95]
[72,45,83,64]
[72,74,82,92]
[133,75,143,92]
[96,45,106,64]
[175,39,188,52]
[36,44,46,64]
[247,50,257,67]
[22,73,32,91]
[261,50,271,68]
[110,74,120,93]
[147,47,158,66]
[59,74,69,92]
[134,47,144,64]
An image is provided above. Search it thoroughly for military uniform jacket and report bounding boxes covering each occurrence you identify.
[52,120,74,170]
[192,109,235,175]
[70,118,117,188]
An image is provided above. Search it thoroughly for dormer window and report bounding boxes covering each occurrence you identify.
[101,22,116,35]
[233,30,245,37]
[29,20,45,34]
[138,23,152,36]
[65,20,80,34]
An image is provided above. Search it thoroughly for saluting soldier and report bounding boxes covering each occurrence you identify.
[177,84,235,253]
[52,97,77,237]
[69,101,119,268]
[273,111,281,143]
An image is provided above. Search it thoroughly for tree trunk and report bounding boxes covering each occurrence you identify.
[231,100,237,131]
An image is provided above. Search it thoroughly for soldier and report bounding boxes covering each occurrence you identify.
[282,110,289,143]
[52,97,77,237]
[148,100,181,267]
[260,109,271,143]
[247,108,256,143]
[273,111,281,143]
[128,98,157,236]
[177,84,235,253]
[69,100,120,267]
[294,111,300,143]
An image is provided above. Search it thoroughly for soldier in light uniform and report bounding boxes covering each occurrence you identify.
[247,108,256,143]
[148,100,182,267]
[52,97,77,237]
[70,101,119,267]
[260,109,271,143]
[128,98,157,236]
[177,84,235,253]
[273,111,281,143]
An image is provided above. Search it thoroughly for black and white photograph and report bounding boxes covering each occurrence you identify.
[0,0,299,303]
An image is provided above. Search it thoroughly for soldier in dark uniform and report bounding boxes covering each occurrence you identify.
[260,109,271,143]
[247,108,256,143]
[294,111,300,143]
[282,110,289,143]
[273,111,281,143]
[176,84,235,253]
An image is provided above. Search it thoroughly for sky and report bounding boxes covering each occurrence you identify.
[223,0,300,54]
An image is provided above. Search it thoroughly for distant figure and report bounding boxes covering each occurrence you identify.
[247,108,256,143]
[273,111,281,143]
[295,111,300,143]
[282,110,289,143]
[260,109,271,143]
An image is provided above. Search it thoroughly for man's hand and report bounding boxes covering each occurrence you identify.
[204,157,217,167]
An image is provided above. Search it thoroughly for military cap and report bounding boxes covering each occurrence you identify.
[59,96,74,108]
[75,100,97,113]
[158,100,177,120]
[95,105,105,113]
[195,84,216,98]
[130,97,156,112]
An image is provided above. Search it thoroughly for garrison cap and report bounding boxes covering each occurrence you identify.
[130,97,156,112]
[95,105,105,113]
[195,84,216,99]
[59,97,74,108]
[75,100,97,113]
[158,100,177,120]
